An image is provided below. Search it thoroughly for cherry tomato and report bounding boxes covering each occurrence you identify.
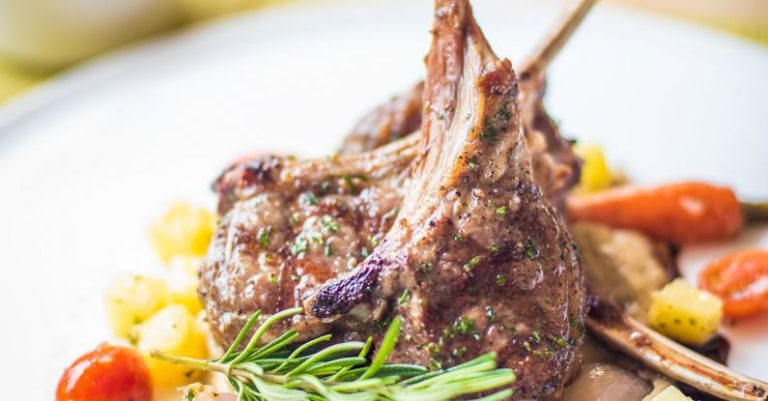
[699,250,768,318]
[56,343,152,401]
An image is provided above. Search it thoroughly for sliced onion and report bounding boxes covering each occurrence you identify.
[560,363,652,401]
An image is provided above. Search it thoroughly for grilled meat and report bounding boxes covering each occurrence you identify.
[305,0,584,398]
[202,138,418,343]
[199,1,586,399]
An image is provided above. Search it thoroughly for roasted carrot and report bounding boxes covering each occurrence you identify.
[567,182,743,244]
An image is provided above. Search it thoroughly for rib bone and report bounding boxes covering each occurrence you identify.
[518,0,598,77]
[587,297,768,401]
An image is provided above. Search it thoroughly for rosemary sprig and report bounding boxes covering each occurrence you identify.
[152,307,516,401]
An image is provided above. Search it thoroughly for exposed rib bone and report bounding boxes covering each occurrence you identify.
[587,297,768,401]
[284,133,419,182]
[519,0,599,77]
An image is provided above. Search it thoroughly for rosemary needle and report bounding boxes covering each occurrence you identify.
[152,308,516,401]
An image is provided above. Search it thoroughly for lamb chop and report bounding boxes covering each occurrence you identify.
[202,0,592,342]
[200,0,587,399]
[201,136,418,342]
[301,0,585,399]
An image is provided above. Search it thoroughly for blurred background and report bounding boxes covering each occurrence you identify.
[0,0,766,105]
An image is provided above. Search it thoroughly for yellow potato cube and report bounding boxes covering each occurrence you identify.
[649,386,693,401]
[648,279,723,345]
[137,305,209,387]
[149,202,217,263]
[167,256,203,314]
[574,143,613,193]
[105,274,169,339]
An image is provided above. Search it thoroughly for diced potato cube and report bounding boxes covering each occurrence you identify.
[137,305,209,387]
[105,274,169,339]
[574,143,613,193]
[167,256,203,314]
[648,279,723,345]
[149,202,216,263]
[649,386,693,401]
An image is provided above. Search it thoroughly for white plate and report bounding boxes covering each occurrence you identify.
[0,0,766,399]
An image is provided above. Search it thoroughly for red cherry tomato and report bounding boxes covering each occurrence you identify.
[699,249,768,319]
[56,343,152,401]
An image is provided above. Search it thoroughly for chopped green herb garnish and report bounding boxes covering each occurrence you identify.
[397,289,411,305]
[320,181,331,194]
[496,274,507,286]
[490,244,500,256]
[418,262,433,273]
[454,317,476,335]
[464,256,481,271]
[320,215,339,233]
[468,156,479,170]
[342,175,355,190]
[290,235,309,256]
[372,318,392,332]
[495,101,511,122]
[258,226,272,248]
[485,305,495,322]
[525,238,539,259]
[495,206,507,216]
[522,341,532,352]
[302,192,318,206]
[308,231,323,244]
[532,348,554,358]
[368,236,379,247]
[425,342,441,355]
[479,118,498,141]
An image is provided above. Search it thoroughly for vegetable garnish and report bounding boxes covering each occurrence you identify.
[572,143,613,193]
[56,343,152,401]
[567,182,743,244]
[152,308,516,401]
[741,201,768,223]
[647,279,723,345]
[698,249,768,319]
